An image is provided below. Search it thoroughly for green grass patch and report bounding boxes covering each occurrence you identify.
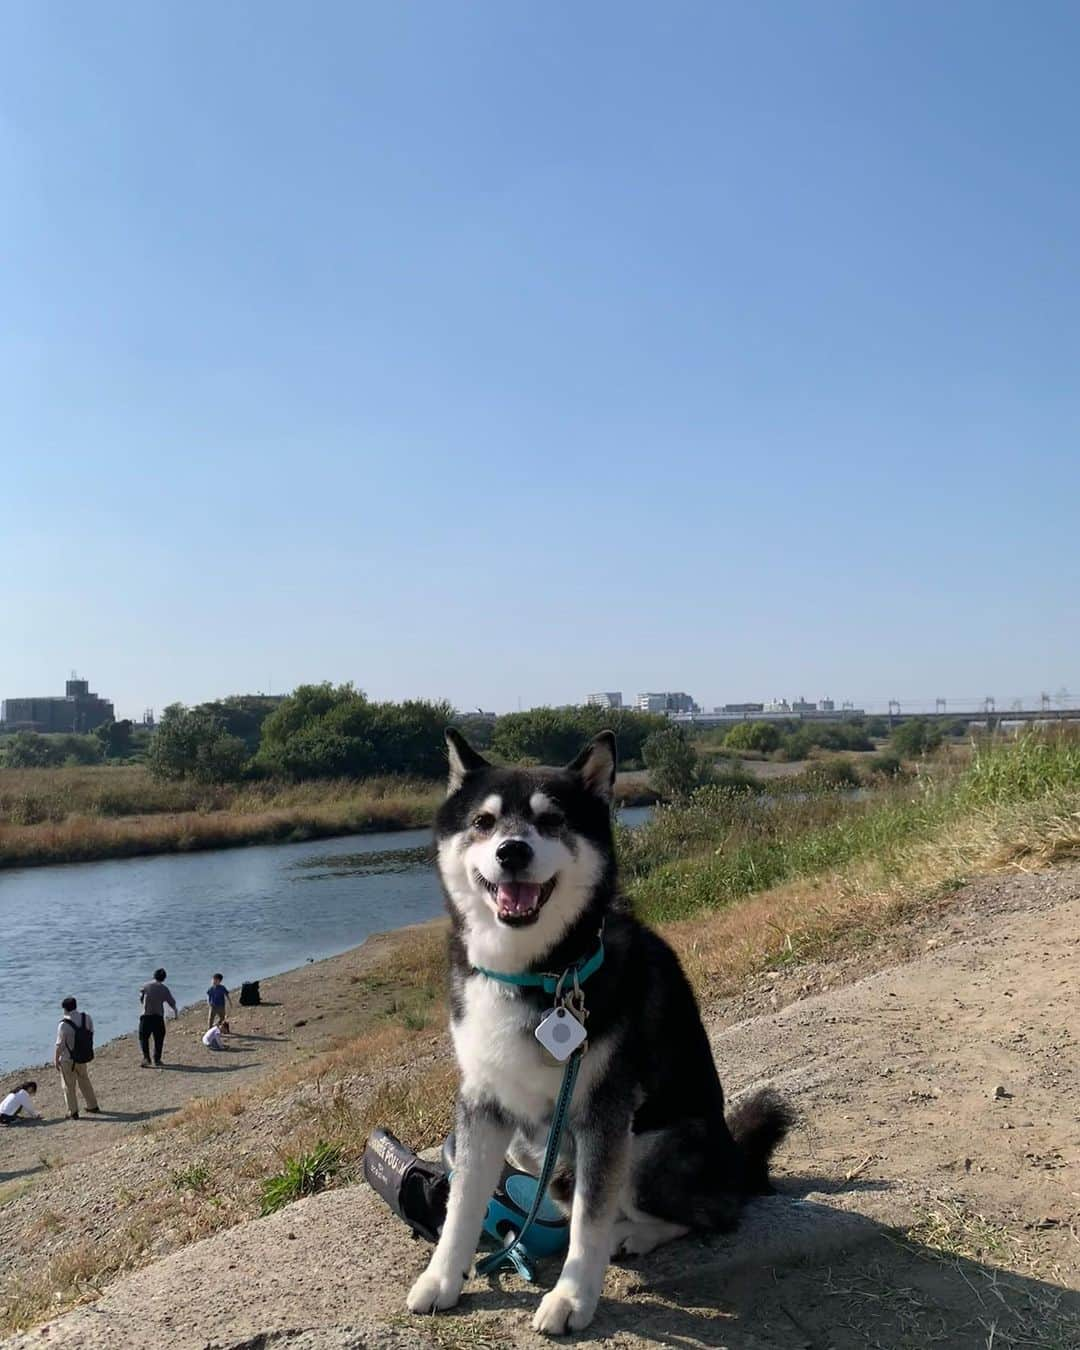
[170,1163,212,1193]
[260,1141,344,1216]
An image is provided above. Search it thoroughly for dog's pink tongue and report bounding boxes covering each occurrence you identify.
[497,881,542,914]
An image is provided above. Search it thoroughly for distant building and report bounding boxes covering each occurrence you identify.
[819,697,835,713]
[792,697,817,713]
[637,691,698,715]
[586,692,623,709]
[1,675,115,734]
[719,702,764,715]
[764,698,791,713]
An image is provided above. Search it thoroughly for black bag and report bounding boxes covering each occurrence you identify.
[64,1013,94,1064]
[363,1128,449,1244]
[239,981,261,1007]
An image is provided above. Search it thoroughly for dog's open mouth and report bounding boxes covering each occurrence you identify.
[476,874,558,926]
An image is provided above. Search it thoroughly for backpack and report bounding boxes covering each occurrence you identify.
[239,980,261,1007]
[64,1013,94,1064]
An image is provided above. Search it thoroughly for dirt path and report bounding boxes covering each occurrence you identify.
[0,927,427,1185]
[8,866,1080,1349]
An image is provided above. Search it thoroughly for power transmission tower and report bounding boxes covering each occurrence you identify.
[935,698,946,715]
[887,699,900,728]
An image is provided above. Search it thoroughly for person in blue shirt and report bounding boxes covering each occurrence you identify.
[206,973,232,1030]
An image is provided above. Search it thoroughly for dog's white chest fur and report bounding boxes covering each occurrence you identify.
[453,977,565,1123]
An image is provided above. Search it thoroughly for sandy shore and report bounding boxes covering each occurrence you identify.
[0,919,445,1186]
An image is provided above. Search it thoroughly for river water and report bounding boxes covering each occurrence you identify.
[0,807,651,1074]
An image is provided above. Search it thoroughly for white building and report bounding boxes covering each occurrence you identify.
[636,692,697,715]
[586,692,623,709]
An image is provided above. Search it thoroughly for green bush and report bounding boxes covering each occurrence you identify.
[490,707,666,766]
[93,720,134,761]
[868,751,905,779]
[146,705,249,784]
[891,719,944,758]
[723,721,781,755]
[642,727,712,800]
[798,757,862,791]
[256,685,452,780]
[0,732,104,769]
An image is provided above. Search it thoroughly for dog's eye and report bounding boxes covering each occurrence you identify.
[472,812,496,833]
[536,811,565,832]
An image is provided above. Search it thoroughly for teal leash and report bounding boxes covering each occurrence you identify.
[470,931,603,1280]
[475,1047,583,1280]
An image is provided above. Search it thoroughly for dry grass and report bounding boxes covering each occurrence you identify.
[889,1204,1080,1350]
[0,766,651,868]
[0,776,442,868]
[0,1191,240,1331]
[904,1201,1012,1264]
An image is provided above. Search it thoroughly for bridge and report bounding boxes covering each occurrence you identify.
[672,706,1080,729]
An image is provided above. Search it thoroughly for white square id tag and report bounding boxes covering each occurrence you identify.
[535,1006,587,1062]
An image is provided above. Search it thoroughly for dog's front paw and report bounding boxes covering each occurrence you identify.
[407,1264,464,1315]
[532,1281,598,1336]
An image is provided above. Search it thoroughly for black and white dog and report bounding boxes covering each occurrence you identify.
[407,730,791,1335]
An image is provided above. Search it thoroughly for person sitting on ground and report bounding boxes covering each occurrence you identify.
[206,973,232,1030]
[0,1081,41,1125]
[202,1024,224,1051]
[139,968,178,1068]
[55,998,100,1119]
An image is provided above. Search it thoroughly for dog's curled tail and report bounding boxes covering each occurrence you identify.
[727,1088,795,1195]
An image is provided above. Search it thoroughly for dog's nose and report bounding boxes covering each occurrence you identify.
[495,838,534,872]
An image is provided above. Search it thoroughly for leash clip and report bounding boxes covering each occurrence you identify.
[553,967,589,1049]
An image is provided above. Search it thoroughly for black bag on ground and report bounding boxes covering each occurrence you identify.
[64,1013,94,1064]
[363,1128,449,1244]
[239,981,261,1006]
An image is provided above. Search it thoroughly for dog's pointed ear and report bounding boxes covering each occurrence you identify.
[567,731,617,802]
[445,728,489,794]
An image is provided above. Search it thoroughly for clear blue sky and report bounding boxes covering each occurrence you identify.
[4,2,1078,719]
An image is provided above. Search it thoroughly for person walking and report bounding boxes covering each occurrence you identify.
[139,968,178,1067]
[0,1081,41,1125]
[55,998,99,1119]
[206,973,232,1030]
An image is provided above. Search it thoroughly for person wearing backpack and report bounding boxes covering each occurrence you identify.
[54,997,99,1119]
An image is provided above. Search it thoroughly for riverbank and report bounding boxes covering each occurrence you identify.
[0,919,446,1180]
[0,767,658,870]
[4,865,1078,1346]
[4,731,1077,1335]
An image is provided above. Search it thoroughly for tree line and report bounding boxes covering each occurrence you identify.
[140,689,669,784]
[0,686,964,787]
